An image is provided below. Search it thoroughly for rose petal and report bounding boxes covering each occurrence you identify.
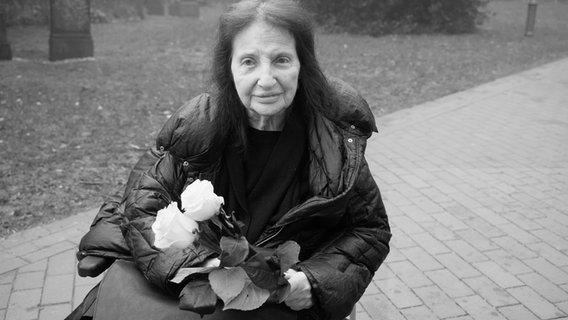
[152,202,181,235]
[152,202,200,249]
[181,179,224,222]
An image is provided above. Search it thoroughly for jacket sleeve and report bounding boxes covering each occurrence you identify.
[119,151,215,295]
[119,95,223,295]
[77,147,163,260]
[297,158,391,320]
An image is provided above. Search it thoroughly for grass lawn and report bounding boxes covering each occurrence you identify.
[1,1,567,238]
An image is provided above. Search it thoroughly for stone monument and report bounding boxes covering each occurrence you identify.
[49,0,94,61]
[147,0,166,15]
[0,5,12,60]
[178,1,199,18]
[168,1,180,16]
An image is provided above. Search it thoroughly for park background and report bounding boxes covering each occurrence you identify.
[0,0,567,238]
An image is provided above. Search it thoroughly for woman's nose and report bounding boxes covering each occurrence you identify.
[257,65,276,88]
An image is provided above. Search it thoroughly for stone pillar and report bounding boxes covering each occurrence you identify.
[179,1,199,18]
[49,0,94,61]
[0,5,12,60]
[168,1,181,16]
[146,0,165,15]
[524,0,538,37]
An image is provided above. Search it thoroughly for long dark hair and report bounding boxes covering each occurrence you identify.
[210,0,333,150]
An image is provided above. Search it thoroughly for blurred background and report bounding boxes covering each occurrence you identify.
[0,0,567,238]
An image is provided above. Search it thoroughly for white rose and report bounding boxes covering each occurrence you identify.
[152,202,200,249]
[180,179,224,221]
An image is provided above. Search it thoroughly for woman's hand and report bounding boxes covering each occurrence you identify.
[283,269,314,311]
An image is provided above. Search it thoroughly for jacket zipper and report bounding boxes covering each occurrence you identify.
[254,135,362,247]
[254,226,284,247]
[252,196,332,247]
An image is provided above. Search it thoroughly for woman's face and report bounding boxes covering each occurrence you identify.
[230,20,300,130]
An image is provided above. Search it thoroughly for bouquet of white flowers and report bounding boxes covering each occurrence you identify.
[152,179,224,249]
[151,179,299,316]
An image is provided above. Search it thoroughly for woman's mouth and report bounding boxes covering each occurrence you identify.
[255,93,280,98]
[254,93,281,103]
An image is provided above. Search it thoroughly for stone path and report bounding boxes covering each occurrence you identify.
[1,58,568,320]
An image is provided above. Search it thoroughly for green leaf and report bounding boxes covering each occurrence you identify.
[170,266,218,284]
[249,245,280,269]
[223,277,270,311]
[219,236,249,267]
[197,221,222,254]
[178,279,218,316]
[241,252,280,290]
[249,244,276,258]
[208,215,224,233]
[275,241,301,272]
[268,282,291,304]
[209,268,247,303]
[219,209,243,237]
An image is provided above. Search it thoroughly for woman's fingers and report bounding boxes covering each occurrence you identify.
[284,269,314,310]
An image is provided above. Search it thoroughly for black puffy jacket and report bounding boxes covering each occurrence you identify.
[77,79,391,320]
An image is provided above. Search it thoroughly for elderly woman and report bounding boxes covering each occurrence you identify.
[68,0,390,319]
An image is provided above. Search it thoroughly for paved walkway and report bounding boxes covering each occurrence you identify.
[1,58,568,320]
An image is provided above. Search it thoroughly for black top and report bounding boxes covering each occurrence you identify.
[244,127,281,195]
[216,111,310,243]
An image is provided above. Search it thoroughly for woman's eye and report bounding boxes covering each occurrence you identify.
[242,58,255,66]
[276,57,291,64]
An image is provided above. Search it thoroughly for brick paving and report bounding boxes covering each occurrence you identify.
[1,58,568,319]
